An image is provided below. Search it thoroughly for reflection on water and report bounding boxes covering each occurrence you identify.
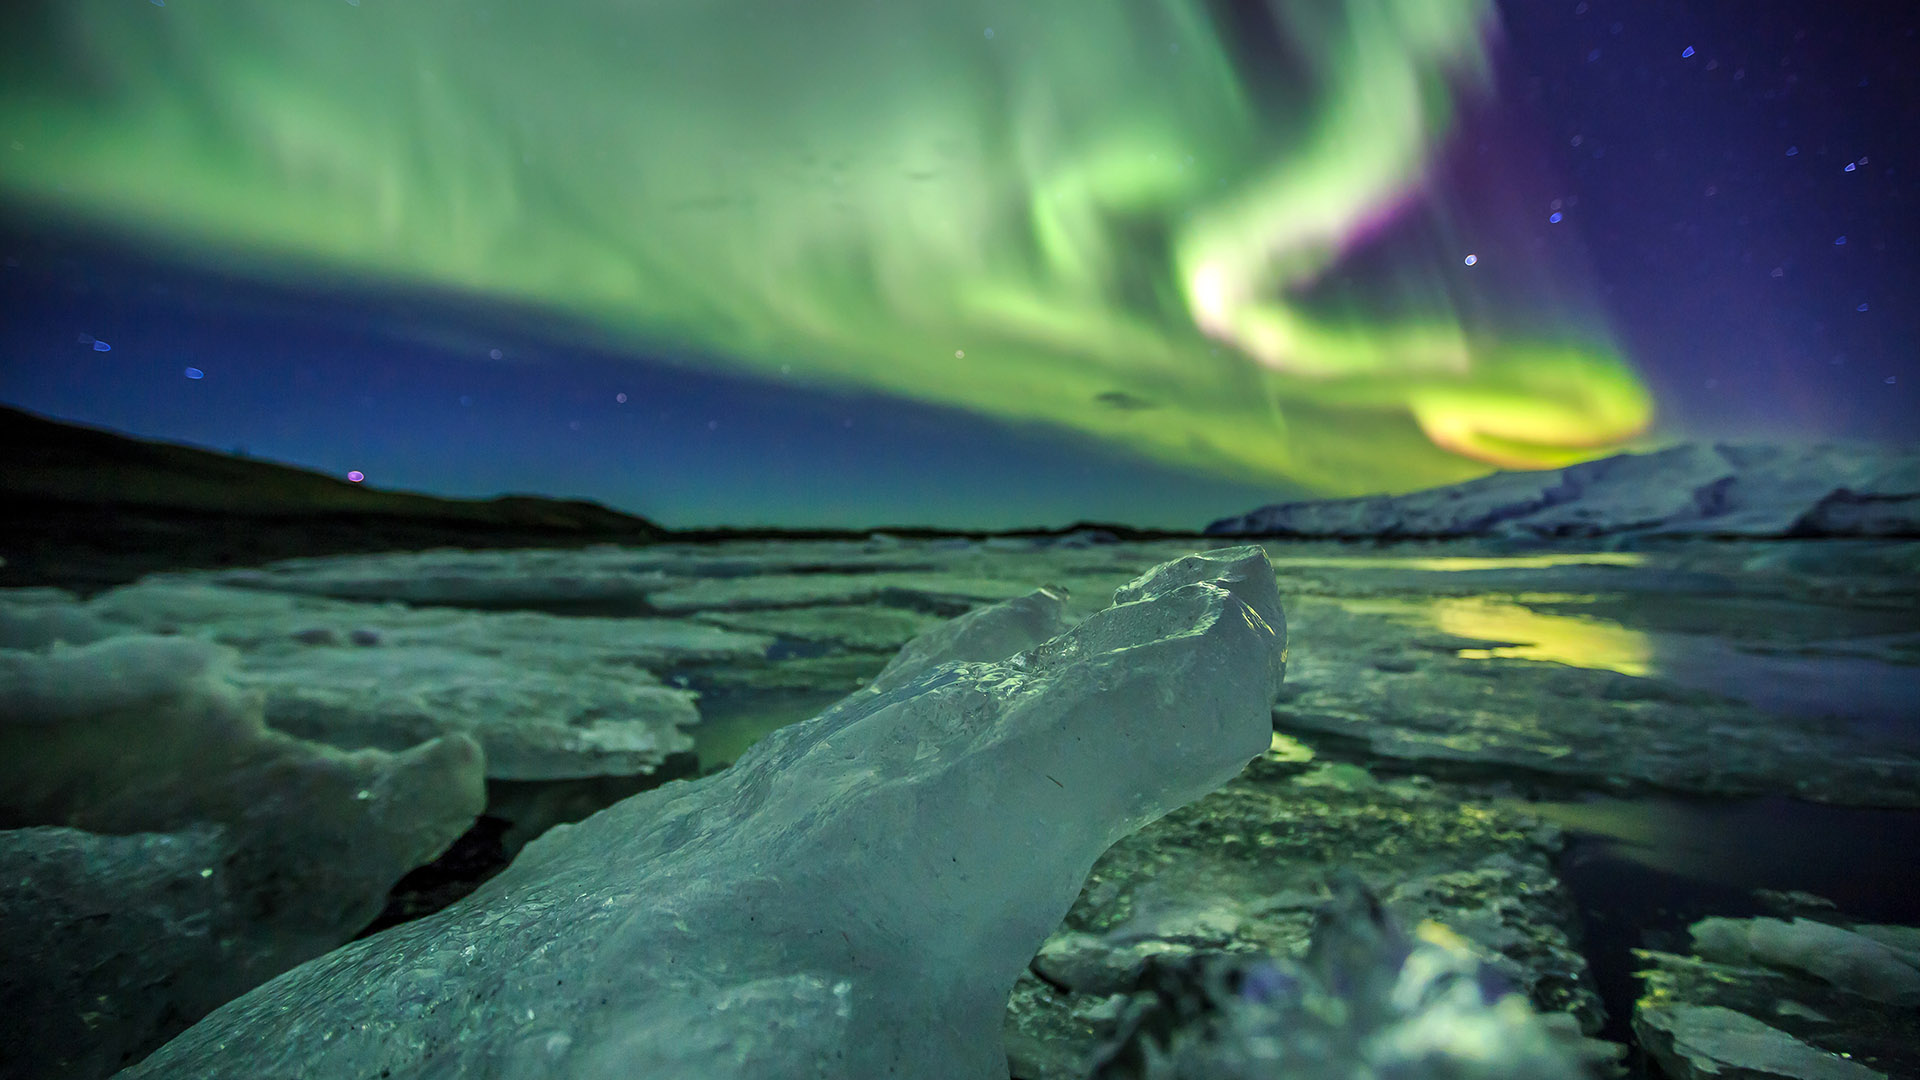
[682,546,1912,777]
[1514,794,1920,1048]
[1511,793,1920,930]
[1338,594,1654,677]
[1265,731,1317,763]
[1636,633,1920,745]
[1336,586,1918,738]
[1435,597,1653,676]
[1436,595,1658,672]
[1267,553,1647,572]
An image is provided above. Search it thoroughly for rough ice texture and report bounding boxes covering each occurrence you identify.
[13,580,766,779]
[1002,758,1612,1077]
[204,546,679,608]
[195,538,1194,622]
[1633,912,1919,1080]
[2,826,253,1080]
[118,547,1286,1080]
[1636,1004,1886,1080]
[0,634,485,849]
[199,542,1031,612]
[692,604,950,651]
[1691,917,1920,1006]
[1206,442,1920,539]
[0,634,485,1079]
[1075,882,1606,1079]
[233,641,700,779]
[868,585,1072,693]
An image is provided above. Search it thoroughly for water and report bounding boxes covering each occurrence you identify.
[1339,590,1920,742]
[1519,794,1920,1045]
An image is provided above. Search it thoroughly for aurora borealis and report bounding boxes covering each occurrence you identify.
[0,1,1910,528]
[0,0,1652,490]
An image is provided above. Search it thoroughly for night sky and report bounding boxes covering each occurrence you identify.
[0,0,1913,531]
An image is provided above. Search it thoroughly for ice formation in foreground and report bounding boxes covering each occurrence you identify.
[120,547,1286,1079]
[0,630,485,1078]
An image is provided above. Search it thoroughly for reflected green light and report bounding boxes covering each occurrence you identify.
[1437,597,1653,677]
[1268,553,1647,572]
[1343,595,1655,677]
[0,0,1653,493]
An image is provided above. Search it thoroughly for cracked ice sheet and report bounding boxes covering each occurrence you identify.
[203,549,677,608]
[1004,759,1610,1076]
[0,624,489,1079]
[197,541,961,607]
[1270,595,1920,806]
[87,580,769,662]
[194,539,1196,615]
[46,581,775,780]
[628,544,1200,618]
[238,643,702,780]
[640,571,1041,614]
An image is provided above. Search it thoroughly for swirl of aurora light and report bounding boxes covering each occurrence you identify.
[0,0,1651,494]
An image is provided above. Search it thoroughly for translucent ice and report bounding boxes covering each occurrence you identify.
[119,547,1286,1080]
[0,633,485,1077]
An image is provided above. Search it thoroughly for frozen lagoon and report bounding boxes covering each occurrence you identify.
[4,534,1916,1078]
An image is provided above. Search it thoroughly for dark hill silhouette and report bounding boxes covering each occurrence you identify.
[0,406,1201,593]
[0,405,667,592]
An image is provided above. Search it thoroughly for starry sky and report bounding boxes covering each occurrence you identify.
[0,0,1912,531]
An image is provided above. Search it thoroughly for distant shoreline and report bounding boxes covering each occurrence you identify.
[0,404,1205,591]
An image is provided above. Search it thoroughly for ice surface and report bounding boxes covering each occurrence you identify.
[1207,442,1920,539]
[868,585,1072,692]
[1636,1005,1886,1080]
[1268,595,1920,806]
[1078,881,1607,1079]
[205,546,679,607]
[1636,910,1920,1080]
[0,634,485,1078]
[235,641,700,779]
[0,594,114,648]
[118,547,1285,1080]
[194,539,1194,621]
[86,579,767,668]
[3,825,237,1080]
[1003,760,1613,1075]
[642,570,1037,614]
[14,580,768,779]
[1691,917,1920,1006]
[691,603,950,651]
[0,634,484,852]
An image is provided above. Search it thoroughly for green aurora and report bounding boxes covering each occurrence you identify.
[0,0,1653,495]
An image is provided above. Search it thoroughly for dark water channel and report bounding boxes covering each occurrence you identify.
[1512,794,1920,1049]
[1298,550,1919,1066]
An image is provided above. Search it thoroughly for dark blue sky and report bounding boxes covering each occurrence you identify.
[1,0,1912,530]
[0,237,1293,529]
[1499,0,1917,443]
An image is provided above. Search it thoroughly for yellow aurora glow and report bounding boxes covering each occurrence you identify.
[0,0,1652,492]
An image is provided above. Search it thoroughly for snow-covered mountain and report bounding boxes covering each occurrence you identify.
[1205,443,1920,539]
